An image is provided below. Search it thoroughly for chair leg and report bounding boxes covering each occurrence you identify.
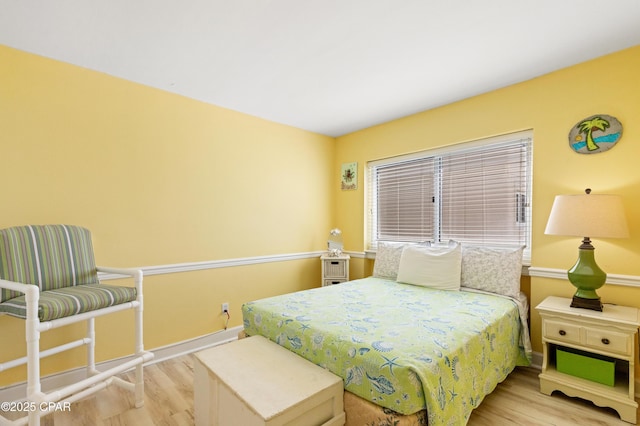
[134,363,144,408]
[87,318,96,376]
[134,299,145,408]
[26,316,41,426]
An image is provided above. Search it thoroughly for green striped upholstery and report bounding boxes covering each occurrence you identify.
[0,225,99,302]
[0,225,137,321]
[0,284,137,321]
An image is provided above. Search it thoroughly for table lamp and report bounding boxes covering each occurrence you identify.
[544,188,629,311]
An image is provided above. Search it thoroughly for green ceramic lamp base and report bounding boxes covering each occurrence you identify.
[567,238,606,312]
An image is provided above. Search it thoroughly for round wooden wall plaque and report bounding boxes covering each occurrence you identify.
[568,114,622,154]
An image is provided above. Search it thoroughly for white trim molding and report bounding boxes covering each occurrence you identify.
[98,251,327,280]
[528,267,640,288]
[99,250,368,280]
[342,250,365,259]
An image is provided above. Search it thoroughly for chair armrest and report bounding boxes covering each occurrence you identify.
[96,266,144,294]
[96,266,143,280]
[0,278,40,298]
[0,278,40,321]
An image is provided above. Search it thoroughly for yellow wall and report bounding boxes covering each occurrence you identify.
[2,42,639,387]
[0,45,334,386]
[334,45,640,355]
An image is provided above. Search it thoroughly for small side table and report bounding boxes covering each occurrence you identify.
[321,254,350,286]
[536,296,640,424]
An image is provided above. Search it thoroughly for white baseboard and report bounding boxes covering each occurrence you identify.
[0,325,243,402]
[530,351,542,370]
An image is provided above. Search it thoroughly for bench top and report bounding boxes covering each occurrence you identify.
[194,335,343,420]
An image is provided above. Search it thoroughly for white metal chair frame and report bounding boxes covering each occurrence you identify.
[0,267,153,426]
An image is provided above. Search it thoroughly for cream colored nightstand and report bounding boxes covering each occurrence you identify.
[536,296,640,424]
[321,254,350,286]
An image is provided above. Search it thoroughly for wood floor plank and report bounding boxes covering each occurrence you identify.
[8,355,638,425]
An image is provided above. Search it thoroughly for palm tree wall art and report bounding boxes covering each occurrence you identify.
[568,114,623,154]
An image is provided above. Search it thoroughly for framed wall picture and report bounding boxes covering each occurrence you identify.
[341,162,357,190]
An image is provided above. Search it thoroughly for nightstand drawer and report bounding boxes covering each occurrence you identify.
[324,279,347,286]
[584,328,631,355]
[323,259,347,278]
[543,320,581,345]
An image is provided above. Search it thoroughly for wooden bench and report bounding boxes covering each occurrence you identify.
[194,335,345,426]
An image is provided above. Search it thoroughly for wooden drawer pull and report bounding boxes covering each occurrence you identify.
[601,338,610,345]
[558,330,566,336]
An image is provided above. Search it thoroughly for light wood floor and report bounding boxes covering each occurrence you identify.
[9,355,637,425]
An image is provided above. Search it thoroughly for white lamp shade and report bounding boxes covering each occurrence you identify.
[545,193,629,238]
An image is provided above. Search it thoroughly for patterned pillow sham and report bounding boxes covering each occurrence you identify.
[461,245,524,298]
[372,241,406,280]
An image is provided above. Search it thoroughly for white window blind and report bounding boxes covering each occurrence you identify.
[367,131,532,262]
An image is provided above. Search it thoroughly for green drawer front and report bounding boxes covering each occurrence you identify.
[556,347,615,386]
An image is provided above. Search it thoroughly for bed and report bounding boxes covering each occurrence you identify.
[242,243,532,425]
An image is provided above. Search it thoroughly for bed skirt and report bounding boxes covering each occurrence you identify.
[344,390,428,426]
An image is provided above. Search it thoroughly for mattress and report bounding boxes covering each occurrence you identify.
[242,277,530,425]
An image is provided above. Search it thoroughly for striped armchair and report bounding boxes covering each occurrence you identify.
[0,225,153,426]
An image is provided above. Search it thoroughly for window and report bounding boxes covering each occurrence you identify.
[367,131,532,262]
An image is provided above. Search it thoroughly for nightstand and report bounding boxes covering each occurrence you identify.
[321,254,350,286]
[536,296,640,423]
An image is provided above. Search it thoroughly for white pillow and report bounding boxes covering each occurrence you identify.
[396,243,462,290]
[372,242,406,280]
[461,246,524,298]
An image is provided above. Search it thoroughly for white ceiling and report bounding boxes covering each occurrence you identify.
[2,1,640,137]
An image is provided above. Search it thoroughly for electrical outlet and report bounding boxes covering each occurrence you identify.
[221,302,229,314]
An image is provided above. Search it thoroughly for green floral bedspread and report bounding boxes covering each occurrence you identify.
[242,277,530,425]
